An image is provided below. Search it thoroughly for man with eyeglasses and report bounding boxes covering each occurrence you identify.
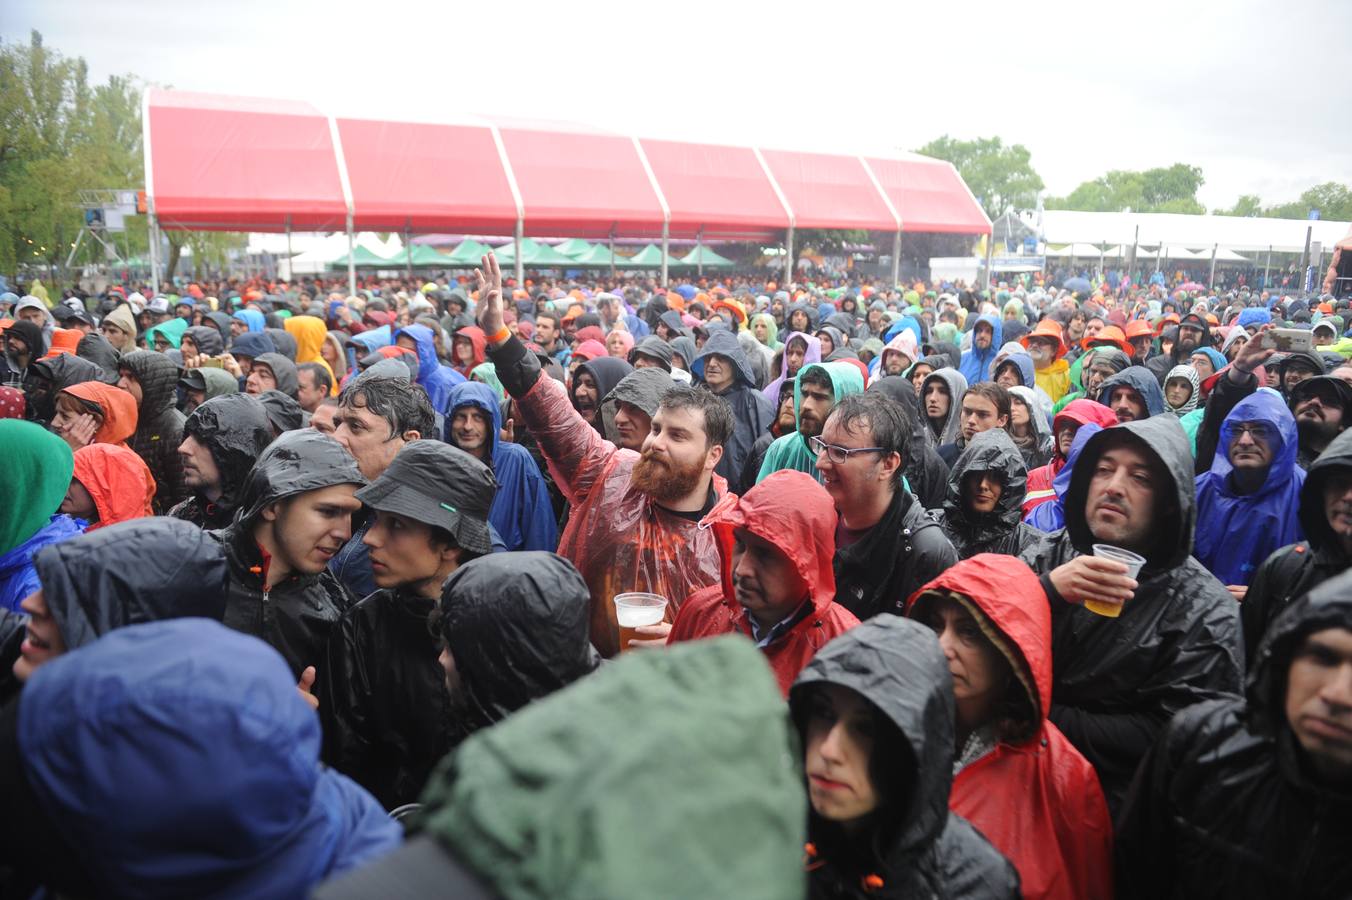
[1194,391,1306,599]
[817,393,957,620]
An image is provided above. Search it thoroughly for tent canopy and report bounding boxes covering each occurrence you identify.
[629,244,681,267]
[330,245,395,268]
[678,245,735,268]
[145,89,992,239]
[1041,209,1352,254]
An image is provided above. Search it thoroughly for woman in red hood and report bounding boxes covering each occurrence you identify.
[908,554,1113,900]
[452,325,487,378]
[50,382,139,451]
[1022,399,1117,517]
[61,443,156,531]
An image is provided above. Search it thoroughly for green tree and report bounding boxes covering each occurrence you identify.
[1218,182,1352,221]
[1046,163,1205,214]
[0,30,148,279]
[1217,194,1264,217]
[914,136,1044,219]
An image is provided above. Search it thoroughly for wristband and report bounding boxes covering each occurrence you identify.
[488,326,511,344]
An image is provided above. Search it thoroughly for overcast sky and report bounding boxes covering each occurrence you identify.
[7,0,1350,212]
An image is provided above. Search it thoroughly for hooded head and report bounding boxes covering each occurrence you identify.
[919,368,969,446]
[250,352,300,399]
[284,315,329,364]
[68,444,155,531]
[436,552,601,735]
[264,327,298,361]
[1298,429,1352,556]
[1163,364,1202,416]
[181,325,224,359]
[144,317,188,352]
[451,326,488,373]
[1063,417,1196,571]
[234,429,367,526]
[17,619,401,897]
[0,421,73,554]
[1097,365,1166,422]
[794,362,865,440]
[231,308,266,334]
[691,330,757,392]
[993,351,1036,389]
[33,518,226,649]
[58,382,139,446]
[447,380,506,461]
[118,350,181,418]
[228,331,274,364]
[75,332,120,380]
[1050,399,1119,465]
[943,427,1028,539]
[628,335,674,372]
[26,354,107,424]
[790,616,955,862]
[1210,390,1299,495]
[183,394,275,509]
[907,554,1049,744]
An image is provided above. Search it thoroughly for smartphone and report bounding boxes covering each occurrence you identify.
[201,357,224,368]
[1265,328,1313,354]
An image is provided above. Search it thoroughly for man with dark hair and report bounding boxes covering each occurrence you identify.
[329,375,437,598]
[819,392,958,619]
[1289,376,1352,469]
[756,361,864,484]
[532,310,569,368]
[474,252,730,657]
[1019,418,1243,812]
[1116,570,1352,898]
[319,440,497,809]
[311,396,340,435]
[296,361,333,413]
[1096,365,1165,424]
[602,367,679,453]
[170,394,275,530]
[939,380,1011,467]
[213,429,366,679]
[245,352,300,400]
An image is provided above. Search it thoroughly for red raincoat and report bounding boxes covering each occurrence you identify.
[452,326,487,378]
[668,470,858,696]
[71,443,156,531]
[909,554,1114,900]
[61,382,139,447]
[1023,399,1117,517]
[517,372,726,657]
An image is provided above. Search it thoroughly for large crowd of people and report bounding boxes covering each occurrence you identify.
[1,251,1350,898]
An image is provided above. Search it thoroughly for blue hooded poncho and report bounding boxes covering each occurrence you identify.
[446,381,558,553]
[394,323,465,414]
[1024,423,1104,533]
[1193,390,1306,586]
[959,313,1003,384]
[18,619,401,898]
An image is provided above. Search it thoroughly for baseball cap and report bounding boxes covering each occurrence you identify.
[355,440,496,555]
[147,298,170,314]
[179,369,207,391]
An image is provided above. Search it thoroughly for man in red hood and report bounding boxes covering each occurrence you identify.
[1023,399,1118,517]
[667,469,859,695]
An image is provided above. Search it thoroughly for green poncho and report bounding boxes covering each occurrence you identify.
[756,361,865,484]
[415,636,806,900]
[750,312,782,350]
[145,317,188,351]
[0,420,74,553]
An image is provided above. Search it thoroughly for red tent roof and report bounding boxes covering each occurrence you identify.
[865,156,990,234]
[638,138,789,239]
[146,89,348,232]
[338,118,518,234]
[144,90,991,238]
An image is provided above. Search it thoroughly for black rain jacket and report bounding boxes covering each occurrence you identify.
[791,616,1019,899]
[1115,570,1352,898]
[119,350,187,513]
[211,430,365,678]
[867,375,950,510]
[1241,427,1352,665]
[1018,415,1244,813]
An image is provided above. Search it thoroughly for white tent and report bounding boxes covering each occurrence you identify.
[1045,242,1108,258]
[1041,210,1351,253]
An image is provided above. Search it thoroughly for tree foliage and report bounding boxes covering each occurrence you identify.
[1045,164,1205,214]
[914,136,1045,220]
[0,30,147,277]
[1217,182,1352,222]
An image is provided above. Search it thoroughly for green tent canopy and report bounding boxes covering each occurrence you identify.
[391,244,451,267]
[678,245,736,268]
[627,244,682,268]
[444,239,494,265]
[554,238,596,258]
[494,239,578,267]
[330,245,395,268]
[567,244,641,267]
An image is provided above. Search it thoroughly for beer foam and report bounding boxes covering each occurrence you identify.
[616,605,666,628]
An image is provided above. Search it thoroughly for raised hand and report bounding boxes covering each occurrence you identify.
[475,252,505,341]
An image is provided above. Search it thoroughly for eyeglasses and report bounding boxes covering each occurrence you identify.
[1231,422,1274,442]
[809,436,886,464]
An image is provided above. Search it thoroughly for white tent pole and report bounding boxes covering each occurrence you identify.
[285,218,292,283]
[661,222,670,288]
[405,225,413,278]
[1208,243,1218,291]
[784,226,795,288]
[514,219,524,286]
[891,231,901,287]
[346,215,356,297]
[1129,225,1139,286]
[1264,245,1272,289]
[147,213,161,292]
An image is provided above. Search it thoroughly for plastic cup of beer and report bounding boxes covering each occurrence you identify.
[614,592,669,652]
[1085,544,1146,618]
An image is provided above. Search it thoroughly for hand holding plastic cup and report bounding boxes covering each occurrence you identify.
[614,592,669,652]
[1085,544,1145,618]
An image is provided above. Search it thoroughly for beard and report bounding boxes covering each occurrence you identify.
[1297,414,1340,447]
[630,447,705,503]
